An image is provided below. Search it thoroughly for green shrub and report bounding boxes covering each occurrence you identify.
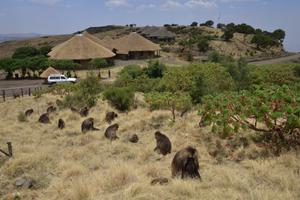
[119,65,144,79]
[249,64,299,86]
[294,64,300,77]
[12,46,39,59]
[197,37,210,52]
[103,87,134,111]
[144,61,166,78]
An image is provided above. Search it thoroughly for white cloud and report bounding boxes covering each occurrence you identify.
[185,0,217,8]
[105,0,129,7]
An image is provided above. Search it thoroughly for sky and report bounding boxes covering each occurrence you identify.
[0,0,299,52]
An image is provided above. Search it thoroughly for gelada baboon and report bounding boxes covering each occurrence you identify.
[80,107,89,117]
[154,131,172,156]
[38,113,50,124]
[70,107,79,113]
[58,119,65,129]
[171,146,201,180]
[105,112,118,124]
[104,124,119,140]
[81,118,99,133]
[25,109,34,117]
[129,134,139,143]
[47,106,57,113]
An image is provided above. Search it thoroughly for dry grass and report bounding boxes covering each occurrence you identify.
[0,95,300,200]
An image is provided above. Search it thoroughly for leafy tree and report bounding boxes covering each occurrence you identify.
[145,92,192,121]
[26,56,49,77]
[103,87,134,111]
[0,58,18,79]
[272,29,286,43]
[144,61,166,78]
[251,34,278,48]
[222,29,234,41]
[197,37,210,52]
[234,23,255,34]
[119,65,144,79]
[39,45,52,56]
[199,85,300,154]
[201,20,214,27]
[191,22,198,27]
[217,23,226,29]
[49,59,80,70]
[90,58,108,78]
[12,46,39,59]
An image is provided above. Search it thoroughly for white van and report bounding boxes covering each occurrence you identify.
[47,74,77,85]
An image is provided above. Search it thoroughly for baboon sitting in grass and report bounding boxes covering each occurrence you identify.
[25,109,34,117]
[81,118,99,133]
[105,111,118,124]
[154,131,172,156]
[104,124,119,140]
[39,113,50,124]
[80,107,89,117]
[171,146,201,180]
[58,119,65,129]
[47,106,57,113]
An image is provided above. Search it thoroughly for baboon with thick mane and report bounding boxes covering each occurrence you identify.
[81,118,99,133]
[39,113,50,124]
[171,146,201,180]
[25,109,34,117]
[58,119,65,129]
[154,131,172,156]
[105,111,118,124]
[104,124,119,140]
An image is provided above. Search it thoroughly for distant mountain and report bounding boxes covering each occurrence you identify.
[0,33,43,43]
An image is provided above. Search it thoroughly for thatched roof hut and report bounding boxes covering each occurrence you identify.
[98,36,115,51]
[48,33,115,60]
[113,32,161,55]
[40,67,60,78]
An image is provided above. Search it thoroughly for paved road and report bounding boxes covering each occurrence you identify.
[249,53,300,65]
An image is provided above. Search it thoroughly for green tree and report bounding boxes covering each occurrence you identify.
[272,29,286,43]
[191,22,198,27]
[197,37,210,52]
[0,58,18,79]
[222,29,234,41]
[39,45,52,56]
[12,46,39,59]
[90,58,108,78]
[144,61,166,78]
[145,92,192,121]
[103,87,134,111]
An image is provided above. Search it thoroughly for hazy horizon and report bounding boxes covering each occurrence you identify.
[0,0,299,52]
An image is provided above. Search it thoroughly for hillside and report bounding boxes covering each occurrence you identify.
[0,94,299,200]
[0,25,286,60]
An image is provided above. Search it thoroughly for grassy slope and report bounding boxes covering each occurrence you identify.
[0,94,299,200]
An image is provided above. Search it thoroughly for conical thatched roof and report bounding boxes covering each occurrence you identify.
[40,67,60,78]
[48,33,115,60]
[113,32,161,54]
[98,36,115,51]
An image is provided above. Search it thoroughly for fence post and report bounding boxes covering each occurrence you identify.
[7,142,12,157]
[21,88,24,97]
[28,88,31,96]
[2,90,5,102]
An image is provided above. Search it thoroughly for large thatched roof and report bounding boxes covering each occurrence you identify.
[98,36,115,51]
[113,32,161,54]
[48,33,115,60]
[40,67,60,78]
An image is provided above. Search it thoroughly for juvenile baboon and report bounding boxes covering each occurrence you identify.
[81,118,99,133]
[154,131,172,156]
[171,146,201,180]
[13,93,20,99]
[104,124,119,140]
[38,113,50,124]
[47,106,57,113]
[80,107,89,117]
[58,119,65,129]
[25,109,34,117]
[70,107,79,113]
[129,134,139,143]
[105,111,118,124]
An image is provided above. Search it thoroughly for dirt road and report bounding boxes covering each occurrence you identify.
[250,53,300,65]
